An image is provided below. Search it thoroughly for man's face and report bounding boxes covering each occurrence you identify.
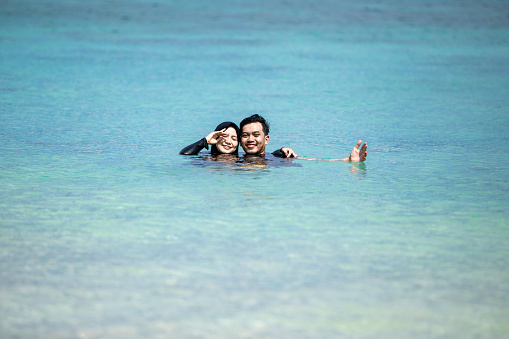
[240,122,269,155]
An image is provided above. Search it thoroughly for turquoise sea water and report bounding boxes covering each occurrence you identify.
[1,0,509,337]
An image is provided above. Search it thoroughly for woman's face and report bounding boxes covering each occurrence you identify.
[216,127,238,154]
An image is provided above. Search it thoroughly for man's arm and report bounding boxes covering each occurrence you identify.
[272,147,297,158]
[296,140,368,162]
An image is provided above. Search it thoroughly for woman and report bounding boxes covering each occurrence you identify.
[179,121,240,156]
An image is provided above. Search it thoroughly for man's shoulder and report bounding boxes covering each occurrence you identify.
[271,148,285,158]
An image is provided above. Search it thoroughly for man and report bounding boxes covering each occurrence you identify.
[239,114,367,161]
[239,114,294,158]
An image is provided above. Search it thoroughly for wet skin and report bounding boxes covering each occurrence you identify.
[240,122,269,155]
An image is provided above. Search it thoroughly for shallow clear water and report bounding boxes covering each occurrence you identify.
[1,0,509,338]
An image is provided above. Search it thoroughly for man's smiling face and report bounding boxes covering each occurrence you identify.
[240,122,269,155]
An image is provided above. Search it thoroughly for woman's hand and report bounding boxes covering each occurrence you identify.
[205,129,227,145]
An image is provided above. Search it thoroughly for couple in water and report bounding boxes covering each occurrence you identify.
[180,114,367,162]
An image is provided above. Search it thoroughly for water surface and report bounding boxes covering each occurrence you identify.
[1,0,508,338]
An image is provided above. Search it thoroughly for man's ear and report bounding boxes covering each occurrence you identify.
[264,135,269,145]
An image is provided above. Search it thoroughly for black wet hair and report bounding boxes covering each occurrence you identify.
[239,114,270,136]
[210,121,240,155]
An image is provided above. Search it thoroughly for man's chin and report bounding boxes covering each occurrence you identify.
[241,144,264,155]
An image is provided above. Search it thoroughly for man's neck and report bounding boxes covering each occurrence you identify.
[244,152,265,157]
